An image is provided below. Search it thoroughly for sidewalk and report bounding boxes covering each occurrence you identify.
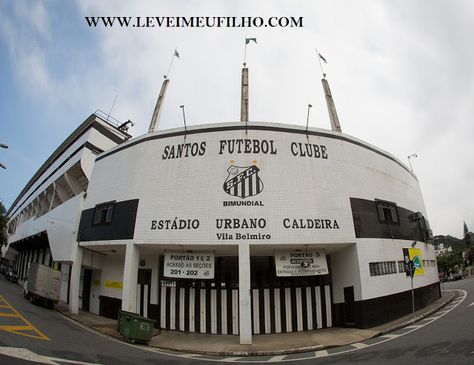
[56,290,455,356]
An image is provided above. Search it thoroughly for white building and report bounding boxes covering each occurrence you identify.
[6,113,439,345]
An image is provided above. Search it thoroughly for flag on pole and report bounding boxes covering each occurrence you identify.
[174,49,180,59]
[245,38,257,44]
[318,52,327,63]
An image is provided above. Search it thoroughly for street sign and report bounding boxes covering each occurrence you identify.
[163,251,214,279]
[403,247,424,277]
[275,250,328,277]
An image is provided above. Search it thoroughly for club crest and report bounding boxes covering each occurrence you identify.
[223,165,264,199]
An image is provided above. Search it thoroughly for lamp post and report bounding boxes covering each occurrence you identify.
[0,143,8,169]
[407,153,418,173]
[180,105,187,140]
[410,240,418,321]
[305,104,312,137]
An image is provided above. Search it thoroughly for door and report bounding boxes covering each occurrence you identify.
[82,269,92,311]
[343,286,356,326]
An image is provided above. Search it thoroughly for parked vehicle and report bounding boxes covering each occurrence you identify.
[24,263,62,308]
[4,268,18,283]
[451,272,463,281]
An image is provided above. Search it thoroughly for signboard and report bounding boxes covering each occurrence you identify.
[275,250,328,277]
[402,247,424,277]
[164,252,214,279]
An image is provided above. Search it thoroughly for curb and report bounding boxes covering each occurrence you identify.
[374,290,455,338]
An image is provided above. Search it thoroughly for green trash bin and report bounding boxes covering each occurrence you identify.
[117,310,156,344]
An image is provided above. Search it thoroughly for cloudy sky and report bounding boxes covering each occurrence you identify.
[0,0,472,237]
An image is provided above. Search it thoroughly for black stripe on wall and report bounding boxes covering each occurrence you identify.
[311,287,317,329]
[259,288,265,333]
[175,287,180,331]
[139,285,144,316]
[270,288,276,334]
[290,286,298,332]
[280,288,287,333]
[184,287,190,332]
[301,287,308,331]
[195,287,200,333]
[78,199,139,242]
[95,124,416,179]
[321,286,327,329]
[226,289,233,335]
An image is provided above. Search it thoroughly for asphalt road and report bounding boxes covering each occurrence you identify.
[307,278,474,365]
[0,275,201,365]
[0,274,473,365]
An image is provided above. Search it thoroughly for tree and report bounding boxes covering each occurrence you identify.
[463,222,473,267]
[0,202,7,257]
[437,248,463,275]
[463,222,472,248]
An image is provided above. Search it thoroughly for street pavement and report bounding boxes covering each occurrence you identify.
[0,274,473,364]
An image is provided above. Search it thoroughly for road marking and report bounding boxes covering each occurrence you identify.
[0,312,20,318]
[0,295,49,340]
[0,346,56,364]
[0,346,102,365]
[314,350,329,357]
[381,334,400,339]
[269,355,287,362]
[468,302,474,307]
[352,342,369,349]
[220,357,241,362]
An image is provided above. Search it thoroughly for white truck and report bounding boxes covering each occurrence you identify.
[24,263,63,308]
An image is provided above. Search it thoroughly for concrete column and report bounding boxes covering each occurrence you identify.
[121,243,140,313]
[69,246,84,314]
[238,243,252,344]
[321,78,342,132]
[148,79,170,133]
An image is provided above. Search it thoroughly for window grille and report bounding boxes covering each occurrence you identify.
[92,202,115,225]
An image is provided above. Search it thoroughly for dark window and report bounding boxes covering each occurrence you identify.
[369,261,397,276]
[376,200,399,224]
[398,261,405,273]
[92,202,115,225]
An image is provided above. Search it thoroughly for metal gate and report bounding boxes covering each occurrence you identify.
[159,283,332,334]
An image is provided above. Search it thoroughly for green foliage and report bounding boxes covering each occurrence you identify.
[463,222,473,248]
[0,202,7,250]
[436,247,463,274]
[436,223,474,274]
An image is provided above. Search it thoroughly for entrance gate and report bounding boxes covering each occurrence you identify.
[158,257,333,334]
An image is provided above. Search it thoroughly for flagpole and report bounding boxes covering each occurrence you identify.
[165,48,179,79]
[315,48,326,79]
[244,41,247,66]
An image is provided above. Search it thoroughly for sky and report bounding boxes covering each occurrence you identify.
[0,0,473,238]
